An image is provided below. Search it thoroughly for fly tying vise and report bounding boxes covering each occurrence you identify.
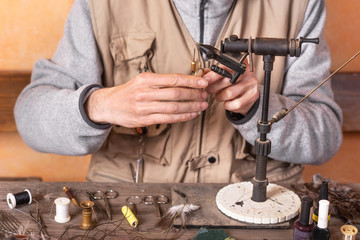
[199,34,360,224]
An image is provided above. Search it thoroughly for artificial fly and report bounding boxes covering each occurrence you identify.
[157,203,200,230]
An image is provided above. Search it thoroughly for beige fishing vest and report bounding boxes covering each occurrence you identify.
[87,0,308,183]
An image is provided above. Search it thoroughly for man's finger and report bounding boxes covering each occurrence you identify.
[140,72,208,89]
[214,79,254,102]
[135,87,208,102]
[138,112,202,126]
[135,101,208,115]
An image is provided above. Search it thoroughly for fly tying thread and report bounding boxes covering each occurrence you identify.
[6,189,32,209]
[54,197,71,223]
[122,206,138,228]
[341,225,358,240]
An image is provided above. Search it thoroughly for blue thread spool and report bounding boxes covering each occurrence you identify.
[6,189,32,209]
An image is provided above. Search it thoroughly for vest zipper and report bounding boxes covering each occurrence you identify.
[197,15,207,181]
[197,109,206,182]
[199,0,207,43]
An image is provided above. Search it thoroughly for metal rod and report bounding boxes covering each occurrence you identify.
[252,55,275,202]
[285,50,360,117]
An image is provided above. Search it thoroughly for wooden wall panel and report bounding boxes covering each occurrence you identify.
[302,132,360,183]
[0,132,90,182]
[0,71,30,132]
[332,73,360,131]
[0,0,74,71]
[324,0,360,73]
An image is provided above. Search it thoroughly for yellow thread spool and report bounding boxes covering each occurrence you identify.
[122,206,138,228]
[341,225,358,240]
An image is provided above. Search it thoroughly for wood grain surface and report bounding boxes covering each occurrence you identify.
[0,182,351,239]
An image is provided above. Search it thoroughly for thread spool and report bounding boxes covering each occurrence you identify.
[54,197,71,223]
[6,189,32,209]
[80,201,94,230]
[341,225,358,240]
[122,206,138,228]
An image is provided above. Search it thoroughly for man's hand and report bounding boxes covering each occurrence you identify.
[85,72,209,128]
[204,63,259,116]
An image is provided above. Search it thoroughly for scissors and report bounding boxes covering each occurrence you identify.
[125,196,143,217]
[144,195,169,220]
[91,190,118,221]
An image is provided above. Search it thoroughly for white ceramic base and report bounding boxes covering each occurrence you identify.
[216,181,301,224]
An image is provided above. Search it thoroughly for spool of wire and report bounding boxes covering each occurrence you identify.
[6,189,32,209]
[341,225,358,240]
[122,206,138,228]
[54,197,71,223]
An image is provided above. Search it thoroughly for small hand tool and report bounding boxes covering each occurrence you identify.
[91,190,118,221]
[144,195,169,220]
[126,196,143,217]
[63,186,79,207]
[131,131,146,183]
[191,48,205,77]
[87,192,107,220]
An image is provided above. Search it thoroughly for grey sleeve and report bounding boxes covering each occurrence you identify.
[232,0,343,165]
[14,0,111,156]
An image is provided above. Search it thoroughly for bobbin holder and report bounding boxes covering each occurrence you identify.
[199,35,319,202]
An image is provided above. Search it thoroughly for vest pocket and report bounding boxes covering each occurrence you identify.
[108,32,171,166]
[110,32,168,137]
[110,32,156,82]
[106,125,171,167]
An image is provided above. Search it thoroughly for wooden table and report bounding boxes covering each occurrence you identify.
[0,182,351,239]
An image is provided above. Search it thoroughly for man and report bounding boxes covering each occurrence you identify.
[15,0,342,183]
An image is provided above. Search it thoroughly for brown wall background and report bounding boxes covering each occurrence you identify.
[302,0,360,183]
[0,0,359,182]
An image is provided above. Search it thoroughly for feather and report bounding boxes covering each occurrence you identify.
[43,193,55,202]
[291,174,360,225]
[156,203,200,230]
